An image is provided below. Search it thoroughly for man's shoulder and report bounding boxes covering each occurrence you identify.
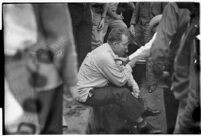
[93,44,114,64]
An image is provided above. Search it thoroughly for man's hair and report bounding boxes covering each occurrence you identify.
[107,28,130,45]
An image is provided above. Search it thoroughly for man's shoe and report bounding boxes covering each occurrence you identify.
[137,121,161,134]
[147,85,157,93]
[142,108,161,118]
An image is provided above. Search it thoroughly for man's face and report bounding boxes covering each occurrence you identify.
[113,34,129,57]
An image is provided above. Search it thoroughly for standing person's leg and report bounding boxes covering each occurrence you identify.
[100,19,109,44]
[173,100,187,133]
[37,85,63,134]
[146,58,158,93]
[133,24,145,47]
[163,88,179,133]
[68,4,83,66]
[91,9,103,50]
[144,22,158,92]
[176,99,200,133]
[77,5,92,65]
[174,57,200,133]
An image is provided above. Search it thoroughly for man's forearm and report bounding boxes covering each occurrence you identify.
[127,74,139,89]
[102,3,109,18]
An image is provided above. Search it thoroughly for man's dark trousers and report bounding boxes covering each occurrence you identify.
[81,86,145,123]
[68,3,92,67]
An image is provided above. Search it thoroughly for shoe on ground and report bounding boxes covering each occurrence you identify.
[142,108,161,118]
[137,121,161,134]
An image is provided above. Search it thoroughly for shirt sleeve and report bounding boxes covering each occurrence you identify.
[96,56,133,87]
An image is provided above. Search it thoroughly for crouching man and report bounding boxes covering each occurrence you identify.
[71,28,161,134]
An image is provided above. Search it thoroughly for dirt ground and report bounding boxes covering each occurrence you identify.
[140,82,167,133]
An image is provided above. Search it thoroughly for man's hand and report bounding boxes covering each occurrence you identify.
[131,88,140,98]
[131,83,140,98]
[129,25,135,36]
[97,18,105,31]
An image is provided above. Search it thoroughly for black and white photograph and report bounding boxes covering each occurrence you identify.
[3,1,201,134]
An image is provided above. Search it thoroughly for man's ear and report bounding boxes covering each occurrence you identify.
[113,42,119,46]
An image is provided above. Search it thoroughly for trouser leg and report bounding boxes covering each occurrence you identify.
[144,22,157,92]
[134,24,145,47]
[163,88,179,133]
[77,21,92,64]
[83,86,145,123]
[146,58,158,92]
[100,20,109,44]
[69,4,92,66]
[77,6,92,65]
[173,100,187,133]
[37,85,63,134]
[91,9,103,50]
[174,89,200,133]
[68,5,81,66]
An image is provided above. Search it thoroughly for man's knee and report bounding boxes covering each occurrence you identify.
[111,87,131,97]
[120,87,131,95]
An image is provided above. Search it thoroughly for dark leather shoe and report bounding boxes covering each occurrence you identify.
[137,121,161,134]
[142,108,161,118]
[147,84,157,93]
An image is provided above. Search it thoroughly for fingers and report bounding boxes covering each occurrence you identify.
[97,20,104,31]
[129,25,135,35]
[131,87,140,98]
[129,28,134,35]
[131,91,139,98]
[97,25,103,30]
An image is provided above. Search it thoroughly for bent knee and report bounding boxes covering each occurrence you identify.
[121,87,131,94]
